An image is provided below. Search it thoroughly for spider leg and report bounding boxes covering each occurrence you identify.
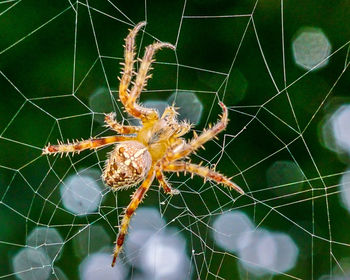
[42,135,134,156]
[104,113,140,134]
[125,41,175,122]
[119,21,175,122]
[174,121,192,138]
[112,167,155,267]
[163,102,228,163]
[161,106,192,138]
[163,161,244,195]
[119,21,146,117]
[155,167,180,195]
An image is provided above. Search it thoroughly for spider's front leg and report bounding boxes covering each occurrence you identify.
[125,41,175,122]
[119,22,146,99]
[119,22,148,119]
[112,167,155,267]
[163,161,244,195]
[119,21,175,122]
[42,135,134,156]
[163,102,228,163]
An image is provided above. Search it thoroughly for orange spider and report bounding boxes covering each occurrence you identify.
[42,21,244,267]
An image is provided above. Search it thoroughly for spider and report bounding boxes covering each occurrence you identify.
[42,21,244,267]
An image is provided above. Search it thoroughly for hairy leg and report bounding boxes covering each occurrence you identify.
[119,21,146,115]
[161,106,192,138]
[119,22,175,121]
[112,167,155,267]
[163,161,244,195]
[42,136,134,156]
[104,113,140,134]
[155,167,179,195]
[125,41,175,122]
[163,102,228,163]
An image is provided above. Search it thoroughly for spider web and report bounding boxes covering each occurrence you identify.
[1,0,350,279]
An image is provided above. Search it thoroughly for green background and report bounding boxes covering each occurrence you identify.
[1,0,350,279]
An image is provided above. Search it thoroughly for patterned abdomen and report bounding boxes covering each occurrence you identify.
[103,141,152,189]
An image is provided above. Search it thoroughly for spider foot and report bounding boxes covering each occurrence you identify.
[104,112,116,122]
[42,143,56,155]
[104,112,117,128]
[161,184,180,195]
[111,255,118,267]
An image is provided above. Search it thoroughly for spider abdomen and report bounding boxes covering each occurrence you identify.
[102,141,152,189]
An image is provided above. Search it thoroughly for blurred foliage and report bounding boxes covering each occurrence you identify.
[0,0,350,279]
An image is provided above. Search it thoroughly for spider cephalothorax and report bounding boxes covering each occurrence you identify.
[43,21,244,267]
